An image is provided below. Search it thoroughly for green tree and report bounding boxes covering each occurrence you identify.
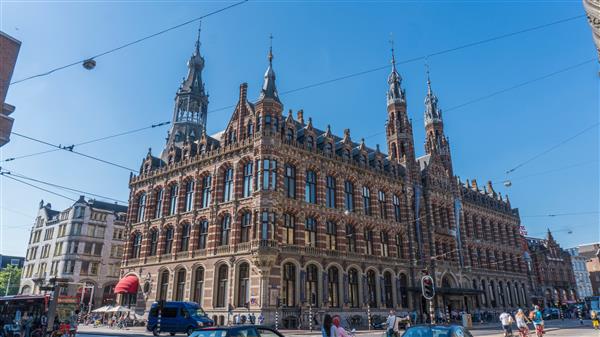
[0,265,22,296]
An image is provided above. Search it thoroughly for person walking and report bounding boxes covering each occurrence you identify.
[332,316,350,337]
[499,310,514,337]
[385,310,397,337]
[514,309,530,337]
[21,312,33,337]
[530,306,544,337]
[591,310,599,330]
[321,314,337,337]
[68,310,79,337]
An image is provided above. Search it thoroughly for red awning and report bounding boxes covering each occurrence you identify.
[114,275,139,294]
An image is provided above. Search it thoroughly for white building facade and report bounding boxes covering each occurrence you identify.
[20,197,127,308]
[566,247,593,299]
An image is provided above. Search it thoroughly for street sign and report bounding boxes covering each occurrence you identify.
[421,275,435,300]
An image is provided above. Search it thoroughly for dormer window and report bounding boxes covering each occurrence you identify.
[175,131,182,142]
[324,143,332,156]
[286,128,294,142]
[359,155,366,166]
[247,122,253,137]
[342,149,350,160]
[306,136,314,151]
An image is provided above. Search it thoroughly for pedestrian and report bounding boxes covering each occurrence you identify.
[530,306,544,337]
[258,313,264,325]
[321,314,337,337]
[332,316,350,337]
[68,310,79,337]
[591,310,599,330]
[21,312,33,337]
[385,310,396,337]
[499,310,514,337]
[249,313,256,325]
[514,309,530,337]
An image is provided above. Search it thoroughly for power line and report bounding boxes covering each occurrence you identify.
[1,173,76,202]
[4,121,169,163]
[10,0,248,85]
[12,132,138,172]
[521,211,599,218]
[505,122,600,174]
[492,160,597,185]
[206,14,585,116]
[0,168,127,204]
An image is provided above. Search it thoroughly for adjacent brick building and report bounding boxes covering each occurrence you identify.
[579,243,600,296]
[526,231,578,307]
[0,31,21,147]
[120,33,530,326]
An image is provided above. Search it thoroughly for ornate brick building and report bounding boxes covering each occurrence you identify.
[119,32,530,326]
[526,231,578,307]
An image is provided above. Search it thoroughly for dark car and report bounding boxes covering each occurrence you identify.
[542,308,560,320]
[401,325,473,337]
[147,301,214,336]
[190,326,284,337]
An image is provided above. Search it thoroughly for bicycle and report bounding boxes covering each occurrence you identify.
[534,324,544,337]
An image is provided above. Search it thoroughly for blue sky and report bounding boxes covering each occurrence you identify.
[0,1,597,256]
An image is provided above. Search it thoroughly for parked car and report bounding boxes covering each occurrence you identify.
[543,308,560,320]
[190,326,284,337]
[401,324,473,337]
[147,301,214,336]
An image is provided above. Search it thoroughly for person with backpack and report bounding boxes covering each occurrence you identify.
[499,310,514,337]
[321,314,337,337]
[530,306,543,337]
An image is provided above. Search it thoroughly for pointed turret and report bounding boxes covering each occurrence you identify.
[423,69,453,173]
[424,73,442,125]
[259,36,280,103]
[387,46,406,105]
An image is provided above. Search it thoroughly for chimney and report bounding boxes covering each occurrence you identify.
[239,83,248,102]
[297,110,304,124]
[471,179,478,191]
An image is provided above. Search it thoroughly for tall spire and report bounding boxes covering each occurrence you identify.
[424,65,442,126]
[387,38,405,106]
[259,34,280,102]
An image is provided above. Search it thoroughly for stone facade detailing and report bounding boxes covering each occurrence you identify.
[0,31,21,147]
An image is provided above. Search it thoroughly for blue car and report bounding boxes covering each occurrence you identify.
[147,301,214,336]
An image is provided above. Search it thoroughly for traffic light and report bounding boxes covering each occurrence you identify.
[421,275,435,300]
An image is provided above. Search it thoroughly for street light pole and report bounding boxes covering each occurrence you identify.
[5,268,13,296]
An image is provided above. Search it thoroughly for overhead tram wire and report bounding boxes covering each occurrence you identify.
[4,121,169,162]
[521,211,599,218]
[0,173,76,202]
[12,132,138,172]
[10,0,248,85]
[491,160,597,185]
[205,14,585,116]
[0,168,127,204]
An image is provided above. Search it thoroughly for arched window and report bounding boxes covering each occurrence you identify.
[242,163,253,198]
[158,270,169,301]
[131,232,142,258]
[326,176,336,208]
[136,193,146,222]
[240,212,252,243]
[326,221,337,250]
[306,265,319,307]
[305,171,317,204]
[154,189,164,219]
[481,280,488,306]
[260,159,277,190]
[201,175,212,208]
[168,184,179,215]
[260,211,273,240]
[237,263,250,307]
[193,267,204,304]
[383,271,393,308]
[472,280,480,307]
[324,143,332,155]
[198,220,208,249]
[395,234,405,259]
[247,122,253,137]
[286,128,294,142]
[215,265,228,308]
[305,217,317,247]
[362,186,371,215]
[399,274,408,308]
[148,229,158,256]
[184,180,194,212]
[348,268,359,308]
[223,168,234,202]
[284,165,296,199]
[328,266,340,307]
[346,224,356,252]
[306,136,314,150]
[365,229,374,255]
[282,263,296,307]
[180,223,190,251]
[175,269,186,301]
[367,270,377,307]
[393,194,401,222]
[359,154,367,166]
[344,181,354,212]
[164,227,174,254]
[220,215,231,246]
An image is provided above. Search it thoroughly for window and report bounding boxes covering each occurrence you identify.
[326,221,337,250]
[365,229,374,255]
[44,228,54,241]
[90,262,99,276]
[326,176,336,208]
[367,270,377,307]
[306,264,319,307]
[154,189,164,218]
[220,215,231,246]
[282,263,296,307]
[346,224,356,253]
[260,211,274,240]
[284,165,296,198]
[348,268,360,308]
[159,270,169,301]
[247,122,253,137]
[201,175,212,208]
[193,267,204,304]
[327,267,340,307]
[305,170,317,204]
[216,265,228,308]
[175,269,186,301]
[383,272,393,308]
[399,274,408,307]
[70,223,82,236]
[305,218,317,247]
[149,229,158,256]
[168,184,179,215]
[306,136,314,150]
[393,194,401,222]
[286,128,294,142]
[223,168,234,202]
[283,214,295,245]
[136,193,146,222]
[243,163,253,198]
[324,143,333,155]
[378,190,387,219]
[184,180,195,212]
[380,231,389,257]
[362,186,371,215]
[237,263,250,307]
[395,234,405,259]
[344,181,354,212]
[264,115,272,129]
[260,159,277,190]
[180,224,190,251]
[198,220,208,249]
[164,227,174,254]
[240,212,251,243]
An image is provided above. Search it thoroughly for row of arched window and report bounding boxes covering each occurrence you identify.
[465,246,524,273]
[473,279,528,309]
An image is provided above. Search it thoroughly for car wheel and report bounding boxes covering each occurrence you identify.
[152,327,160,336]
[187,327,195,336]
[170,333,176,336]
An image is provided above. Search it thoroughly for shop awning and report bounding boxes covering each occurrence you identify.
[114,275,139,294]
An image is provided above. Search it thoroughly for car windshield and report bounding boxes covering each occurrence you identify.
[403,326,467,337]
[191,330,227,337]
[193,307,206,317]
